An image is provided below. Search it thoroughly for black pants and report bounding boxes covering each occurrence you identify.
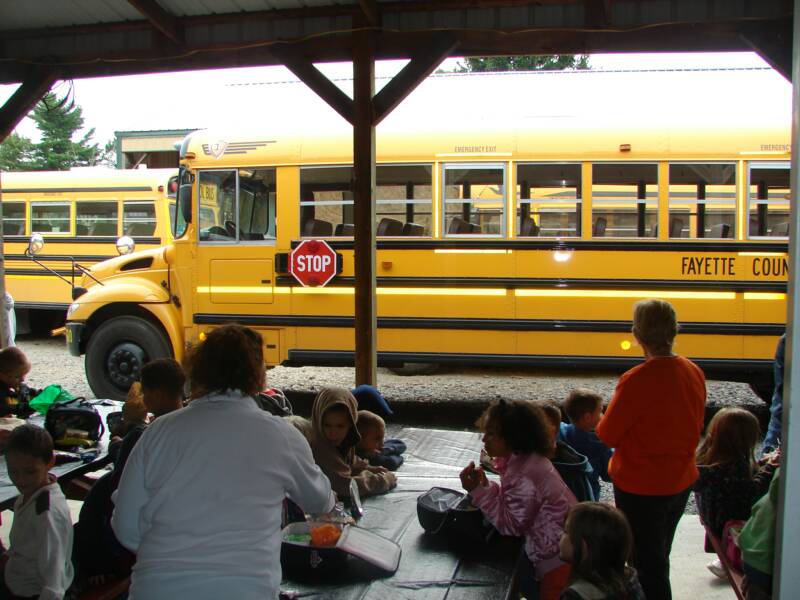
[614,485,690,600]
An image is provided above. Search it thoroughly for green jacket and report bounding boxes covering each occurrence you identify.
[739,467,780,574]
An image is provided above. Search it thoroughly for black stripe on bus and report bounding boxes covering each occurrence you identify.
[5,254,113,262]
[5,268,75,277]
[4,236,161,245]
[1,186,155,193]
[14,302,69,311]
[285,349,772,378]
[273,276,787,292]
[192,314,784,336]
[292,239,789,253]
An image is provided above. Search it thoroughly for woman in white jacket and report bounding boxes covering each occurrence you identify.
[112,324,335,599]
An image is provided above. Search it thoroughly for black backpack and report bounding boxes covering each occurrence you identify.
[45,398,104,448]
[417,487,496,543]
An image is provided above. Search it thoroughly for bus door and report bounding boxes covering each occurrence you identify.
[194,168,278,313]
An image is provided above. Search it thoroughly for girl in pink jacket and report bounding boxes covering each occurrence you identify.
[461,399,576,600]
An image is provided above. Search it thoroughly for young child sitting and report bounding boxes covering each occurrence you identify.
[694,407,778,578]
[558,502,645,600]
[2,424,73,600]
[558,389,613,501]
[539,400,596,502]
[0,347,40,418]
[355,410,406,471]
[461,400,576,600]
[74,358,186,588]
[310,387,397,498]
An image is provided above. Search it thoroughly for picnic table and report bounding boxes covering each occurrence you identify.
[0,400,122,510]
[280,427,521,599]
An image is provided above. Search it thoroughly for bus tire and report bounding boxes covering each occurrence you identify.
[85,316,172,401]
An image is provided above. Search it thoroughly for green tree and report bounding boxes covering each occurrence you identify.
[29,92,102,170]
[456,54,590,72]
[0,133,35,171]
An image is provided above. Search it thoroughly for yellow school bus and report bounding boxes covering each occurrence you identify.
[0,168,177,331]
[60,70,790,400]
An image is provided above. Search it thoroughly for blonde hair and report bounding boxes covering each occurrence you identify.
[356,410,385,435]
[632,299,678,355]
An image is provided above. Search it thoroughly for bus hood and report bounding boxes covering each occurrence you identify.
[81,246,171,287]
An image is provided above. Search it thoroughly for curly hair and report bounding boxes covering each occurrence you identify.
[477,399,551,456]
[566,502,635,598]
[187,325,265,397]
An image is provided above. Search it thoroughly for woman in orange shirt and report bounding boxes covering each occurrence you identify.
[596,299,705,600]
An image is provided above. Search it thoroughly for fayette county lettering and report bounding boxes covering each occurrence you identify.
[681,255,788,277]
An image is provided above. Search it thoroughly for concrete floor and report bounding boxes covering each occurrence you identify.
[0,503,734,599]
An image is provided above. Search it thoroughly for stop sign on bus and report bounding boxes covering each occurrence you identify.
[288,239,338,287]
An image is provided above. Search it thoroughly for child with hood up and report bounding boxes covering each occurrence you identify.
[310,387,397,498]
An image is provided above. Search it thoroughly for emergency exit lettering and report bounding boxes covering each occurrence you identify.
[681,256,736,276]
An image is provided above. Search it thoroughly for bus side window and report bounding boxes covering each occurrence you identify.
[124,201,157,237]
[591,163,658,238]
[376,164,433,237]
[238,168,276,241]
[300,166,352,237]
[2,202,25,236]
[668,163,735,239]
[747,163,790,238]
[77,201,119,237]
[517,163,581,238]
[443,163,506,237]
[31,202,71,234]
[198,170,237,242]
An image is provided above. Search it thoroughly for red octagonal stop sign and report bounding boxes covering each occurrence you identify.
[288,239,338,287]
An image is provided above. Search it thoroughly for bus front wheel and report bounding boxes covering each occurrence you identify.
[85,316,172,401]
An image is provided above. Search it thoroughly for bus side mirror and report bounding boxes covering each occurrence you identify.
[27,233,44,256]
[180,183,193,224]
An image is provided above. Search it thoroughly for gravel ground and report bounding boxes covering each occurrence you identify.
[19,333,767,514]
[19,333,763,408]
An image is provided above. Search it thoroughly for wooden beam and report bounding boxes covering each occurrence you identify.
[373,34,459,125]
[272,45,355,124]
[352,30,378,386]
[358,0,381,26]
[585,0,612,28]
[127,0,183,45]
[0,69,56,142]
[740,20,793,81]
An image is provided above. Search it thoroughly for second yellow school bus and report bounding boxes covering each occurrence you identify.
[61,69,789,400]
[1,168,177,331]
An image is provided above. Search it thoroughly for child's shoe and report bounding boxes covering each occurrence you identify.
[706,558,728,580]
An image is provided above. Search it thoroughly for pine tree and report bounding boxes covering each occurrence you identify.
[30,92,102,170]
[457,54,590,72]
[0,133,35,171]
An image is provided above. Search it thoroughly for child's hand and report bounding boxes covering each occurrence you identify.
[367,465,388,474]
[460,462,487,492]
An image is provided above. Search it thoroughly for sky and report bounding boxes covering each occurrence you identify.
[0,51,787,148]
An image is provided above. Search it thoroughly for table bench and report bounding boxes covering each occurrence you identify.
[280,427,521,599]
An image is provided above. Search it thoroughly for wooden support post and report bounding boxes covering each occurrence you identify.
[127,0,183,45]
[0,69,55,348]
[272,46,355,124]
[740,20,793,82]
[353,29,377,386]
[0,69,56,141]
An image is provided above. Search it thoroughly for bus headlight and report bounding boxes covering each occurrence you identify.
[116,236,135,255]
